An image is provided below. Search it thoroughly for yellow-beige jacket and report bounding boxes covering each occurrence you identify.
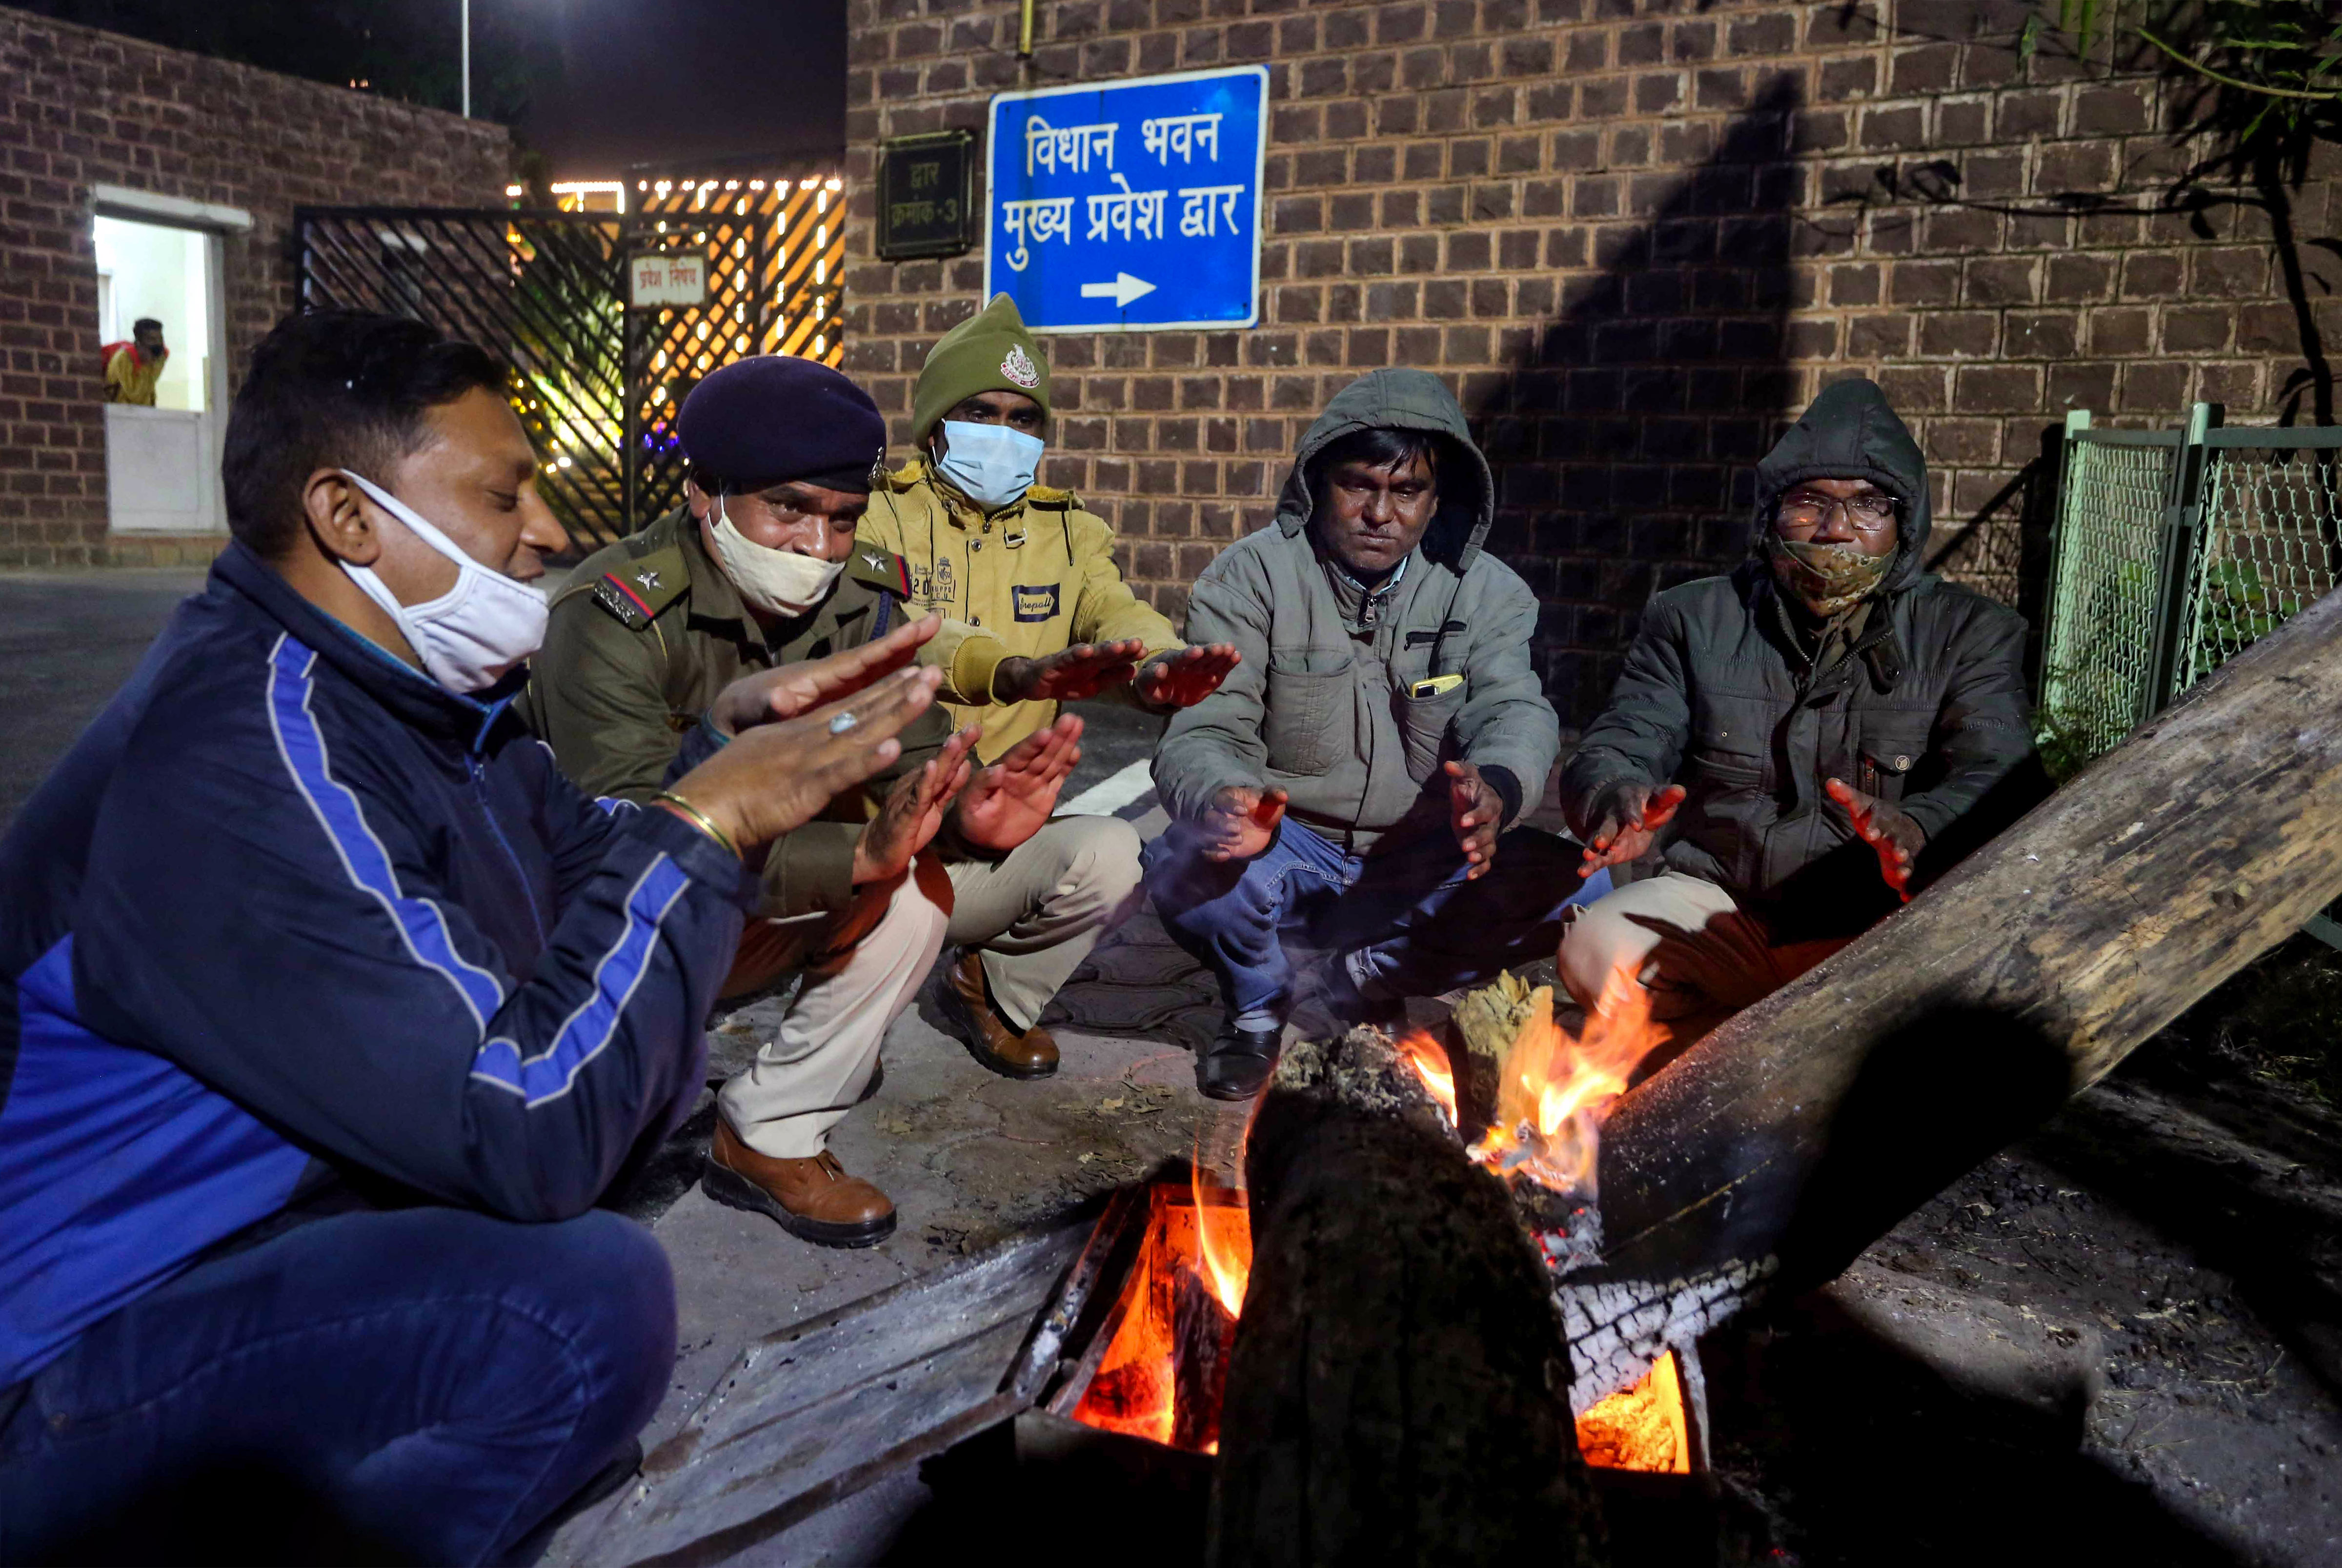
[863,460,1184,760]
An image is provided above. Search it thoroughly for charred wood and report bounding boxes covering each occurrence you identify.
[1209,1029,1608,1568]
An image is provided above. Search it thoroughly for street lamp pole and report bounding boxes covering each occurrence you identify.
[460,0,471,117]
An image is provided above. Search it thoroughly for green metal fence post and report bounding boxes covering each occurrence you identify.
[2037,408,2091,705]
[2149,401,2222,713]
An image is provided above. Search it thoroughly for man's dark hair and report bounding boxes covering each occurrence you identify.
[1312,425,1442,484]
[132,317,163,335]
[222,310,507,558]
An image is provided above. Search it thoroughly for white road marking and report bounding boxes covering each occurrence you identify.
[1055,757,1155,817]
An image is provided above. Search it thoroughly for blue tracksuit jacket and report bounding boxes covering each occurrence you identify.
[0,543,752,1388]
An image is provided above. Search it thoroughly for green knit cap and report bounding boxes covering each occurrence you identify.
[912,293,1051,442]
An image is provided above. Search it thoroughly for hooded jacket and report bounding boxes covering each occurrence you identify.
[1559,379,2039,939]
[1153,368,1561,854]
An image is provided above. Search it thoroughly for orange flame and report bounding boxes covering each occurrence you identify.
[1192,1161,1252,1317]
[1395,1031,1458,1124]
[1465,970,1658,1198]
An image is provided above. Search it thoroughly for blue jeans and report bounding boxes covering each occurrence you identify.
[1143,819,1613,1029]
[0,1205,674,1567]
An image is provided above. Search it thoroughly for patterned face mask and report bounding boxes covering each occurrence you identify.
[1765,534,1892,617]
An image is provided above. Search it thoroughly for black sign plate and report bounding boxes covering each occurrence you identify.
[877,131,973,261]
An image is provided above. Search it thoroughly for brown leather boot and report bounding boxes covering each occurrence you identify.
[931,948,1059,1079]
[702,1118,895,1248]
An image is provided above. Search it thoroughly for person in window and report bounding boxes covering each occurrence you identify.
[102,317,168,405]
[1557,378,2042,1042]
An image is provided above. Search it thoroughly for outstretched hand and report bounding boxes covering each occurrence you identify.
[992,640,1146,703]
[707,615,940,736]
[852,724,981,886]
[1444,761,1503,881]
[1134,643,1242,709]
[1198,784,1286,863]
[1577,782,1686,877]
[664,666,945,856]
[1824,777,1925,903]
[954,715,1085,853]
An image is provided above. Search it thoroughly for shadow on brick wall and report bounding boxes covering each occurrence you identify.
[1467,77,1807,729]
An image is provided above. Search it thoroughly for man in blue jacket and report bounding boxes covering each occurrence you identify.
[0,310,947,1564]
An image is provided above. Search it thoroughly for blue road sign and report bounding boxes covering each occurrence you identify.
[984,66,1267,333]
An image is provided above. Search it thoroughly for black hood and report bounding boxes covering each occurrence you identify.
[1751,378,1931,594]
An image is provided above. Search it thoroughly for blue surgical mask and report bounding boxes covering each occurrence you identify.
[932,420,1044,511]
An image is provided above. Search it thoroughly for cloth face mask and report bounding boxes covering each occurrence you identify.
[706,495,848,617]
[1766,534,1892,618]
[932,420,1044,511]
[339,471,547,694]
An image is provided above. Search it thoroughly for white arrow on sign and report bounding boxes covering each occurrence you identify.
[1079,272,1157,308]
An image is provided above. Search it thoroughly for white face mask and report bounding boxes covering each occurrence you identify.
[338,471,547,695]
[704,495,848,618]
[932,420,1044,511]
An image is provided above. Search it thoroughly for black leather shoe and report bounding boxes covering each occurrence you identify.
[1197,1022,1283,1101]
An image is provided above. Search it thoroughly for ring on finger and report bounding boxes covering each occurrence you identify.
[828,712,860,735]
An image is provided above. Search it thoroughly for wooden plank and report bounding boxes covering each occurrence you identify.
[564,1221,1089,1568]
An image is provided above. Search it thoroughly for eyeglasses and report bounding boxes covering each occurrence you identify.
[1777,492,1898,533]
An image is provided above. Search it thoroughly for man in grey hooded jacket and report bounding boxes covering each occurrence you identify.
[1148,368,1611,1098]
[1558,377,2042,1040]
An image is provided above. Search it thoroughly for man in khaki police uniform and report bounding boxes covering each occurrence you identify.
[864,293,1242,761]
[524,357,1139,1246]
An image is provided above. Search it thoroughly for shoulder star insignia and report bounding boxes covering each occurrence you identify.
[862,552,887,571]
[635,569,661,590]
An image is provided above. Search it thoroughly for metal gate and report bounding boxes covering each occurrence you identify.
[295,182,845,552]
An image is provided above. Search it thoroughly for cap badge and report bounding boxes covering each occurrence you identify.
[1000,344,1040,389]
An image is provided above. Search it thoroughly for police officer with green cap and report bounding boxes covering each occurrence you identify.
[865,293,1242,760]
[524,356,1130,1248]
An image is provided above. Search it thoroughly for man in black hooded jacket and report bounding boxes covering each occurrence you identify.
[1558,377,2041,1036]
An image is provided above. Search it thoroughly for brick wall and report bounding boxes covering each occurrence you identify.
[841,0,2340,724]
[0,7,511,566]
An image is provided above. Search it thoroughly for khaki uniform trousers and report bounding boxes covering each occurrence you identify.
[1556,869,1852,1041]
[717,814,1145,1159]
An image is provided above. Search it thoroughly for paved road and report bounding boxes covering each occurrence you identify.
[0,569,210,830]
[0,567,1163,828]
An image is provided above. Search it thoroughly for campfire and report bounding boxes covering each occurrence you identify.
[1060,1171,1249,1453]
[1050,1168,1692,1472]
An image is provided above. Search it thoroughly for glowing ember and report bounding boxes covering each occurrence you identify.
[1575,1351,1692,1473]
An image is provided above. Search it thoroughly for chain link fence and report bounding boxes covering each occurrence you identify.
[2174,431,2342,696]
[2037,417,2184,776]
[2043,406,2342,946]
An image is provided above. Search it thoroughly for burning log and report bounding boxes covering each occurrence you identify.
[1210,1028,1609,1568]
[1561,578,2342,1403]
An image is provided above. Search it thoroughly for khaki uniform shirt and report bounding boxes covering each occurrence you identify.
[520,505,947,920]
[863,461,1185,761]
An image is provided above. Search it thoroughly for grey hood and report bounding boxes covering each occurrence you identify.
[1752,377,1932,594]
[1272,368,1496,574]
